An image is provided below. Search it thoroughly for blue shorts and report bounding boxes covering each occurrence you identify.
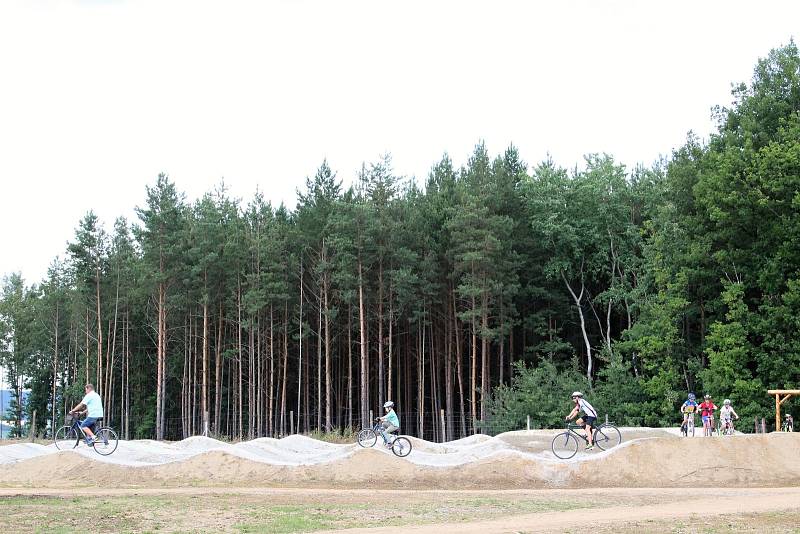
[701,415,712,424]
[80,417,98,430]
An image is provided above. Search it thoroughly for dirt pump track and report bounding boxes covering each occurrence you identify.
[1,429,799,489]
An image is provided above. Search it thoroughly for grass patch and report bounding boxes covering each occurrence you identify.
[235,509,335,533]
[307,428,358,444]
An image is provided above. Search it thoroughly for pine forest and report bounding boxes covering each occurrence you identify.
[2,43,799,441]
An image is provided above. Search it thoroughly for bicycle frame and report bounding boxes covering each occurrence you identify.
[721,419,735,435]
[682,413,695,435]
[372,422,398,444]
[65,417,105,445]
[71,419,91,439]
[565,422,594,443]
[702,414,715,436]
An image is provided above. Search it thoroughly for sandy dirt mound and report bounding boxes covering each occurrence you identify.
[1,431,798,489]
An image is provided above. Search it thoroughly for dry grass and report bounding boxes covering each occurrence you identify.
[591,510,800,533]
[0,491,594,533]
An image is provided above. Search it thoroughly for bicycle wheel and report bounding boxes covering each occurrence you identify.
[54,426,79,450]
[688,419,695,437]
[391,436,412,457]
[594,424,622,451]
[92,427,119,456]
[357,428,377,448]
[551,432,579,459]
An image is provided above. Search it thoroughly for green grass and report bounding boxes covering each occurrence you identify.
[235,507,336,533]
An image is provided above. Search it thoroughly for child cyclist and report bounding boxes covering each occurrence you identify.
[719,399,739,434]
[680,393,698,435]
[698,394,718,436]
[376,400,400,448]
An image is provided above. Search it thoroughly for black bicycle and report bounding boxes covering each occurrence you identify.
[54,413,119,456]
[551,421,622,459]
[357,420,412,457]
[681,412,696,437]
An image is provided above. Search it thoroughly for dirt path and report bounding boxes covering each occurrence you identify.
[318,487,800,533]
[0,485,785,499]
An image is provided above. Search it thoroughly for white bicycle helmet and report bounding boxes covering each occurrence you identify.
[723,399,731,405]
[571,391,583,398]
[383,401,394,408]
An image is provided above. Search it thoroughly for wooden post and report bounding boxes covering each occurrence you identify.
[440,409,446,443]
[767,390,798,432]
[754,416,758,434]
[526,415,530,431]
[761,417,766,434]
[369,410,374,425]
[290,411,294,435]
[29,410,37,442]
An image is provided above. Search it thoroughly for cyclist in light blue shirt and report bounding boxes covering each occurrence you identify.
[69,383,104,445]
[377,401,400,447]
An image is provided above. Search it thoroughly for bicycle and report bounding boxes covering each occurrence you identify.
[54,413,119,456]
[781,415,793,432]
[681,412,696,437]
[719,417,738,436]
[357,420,412,457]
[701,414,716,437]
[551,421,622,459]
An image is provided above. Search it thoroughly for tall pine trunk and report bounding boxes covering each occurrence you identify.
[377,261,384,408]
[358,259,368,429]
[480,289,489,423]
[202,301,209,436]
[347,303,353,430]
[215,301,223,434]
[324,270,332,432]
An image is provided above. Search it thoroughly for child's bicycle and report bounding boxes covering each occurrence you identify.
[782,415,794,432]
[681,413,696,437]
[719,417,738,436]
[551,421,622,459]
[702,414,716,437]
[53,413,119,456]
[357,420,412,457]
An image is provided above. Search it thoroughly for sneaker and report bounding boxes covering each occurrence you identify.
[384,442,393,449]
[585,444,594,451]
[85,437,94,446]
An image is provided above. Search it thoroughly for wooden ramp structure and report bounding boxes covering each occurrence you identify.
[767,390,799,430]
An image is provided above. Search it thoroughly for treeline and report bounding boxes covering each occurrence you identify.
[1,43,798,440]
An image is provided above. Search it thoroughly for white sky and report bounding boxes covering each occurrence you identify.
[0,0,798,287]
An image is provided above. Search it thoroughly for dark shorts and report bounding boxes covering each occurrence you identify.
[584,416,596,428]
